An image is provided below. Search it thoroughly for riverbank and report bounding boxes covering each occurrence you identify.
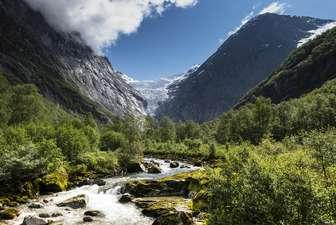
[0,158,206,225]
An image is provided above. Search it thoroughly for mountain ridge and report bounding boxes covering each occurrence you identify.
[0,0,147,120]
[155,13,333,122]
[236,26,336,107]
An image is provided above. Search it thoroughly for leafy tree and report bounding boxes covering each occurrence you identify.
[159,117,176,142]
[100,131,126,151]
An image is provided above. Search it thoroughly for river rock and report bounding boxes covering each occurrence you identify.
[147,165,162,174]
[0,208,20,220]
[152,211,193,225]
[83,216,93,222]
[180,165,190,169]
[51,212,63,217]
[28,203,44,209]
[56,194,86,209]
[84,210,105,217]
[93,179,106,186]
[169,162,179,168]
[126,161,144,173]
[134,197,192,219]
[194,161,202,167]
[38,213,50,218]
[21,216,47,225]
[119,194,133,203]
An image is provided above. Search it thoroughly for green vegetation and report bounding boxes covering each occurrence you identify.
[0,68,335,224]
[139,79,336,225]
[0,73,143,198]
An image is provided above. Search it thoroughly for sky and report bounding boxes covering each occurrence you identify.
[104,0,336,80]
[24,0,336,81]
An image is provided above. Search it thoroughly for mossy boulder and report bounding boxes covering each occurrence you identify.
[134,196,192,218]
[152,211,194,225]
[0,208,20,220]
[124,179,187,197]
[38,167,69,194]
[124,170,207,198]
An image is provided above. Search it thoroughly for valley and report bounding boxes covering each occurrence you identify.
[0,1,335,225]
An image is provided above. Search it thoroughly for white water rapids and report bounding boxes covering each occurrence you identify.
[9,158,199,225]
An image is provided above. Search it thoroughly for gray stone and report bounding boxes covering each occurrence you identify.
[28,203,44,209]
[56,194,86,209]
[84,210,105,217]
[119,194,133,203]
[21,216,47,225]
[83,216,93,222]
[169,161,179,168]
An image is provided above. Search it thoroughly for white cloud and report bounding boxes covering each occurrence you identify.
[259,2,287,15]
[23,0,198,52]
[225,1,288,38]
[227,11,255,36]
[298,22,336,47]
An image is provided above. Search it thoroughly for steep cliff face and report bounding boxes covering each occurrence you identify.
[156,13,332,122]
[237,27,336,107]
[0,0,146,120]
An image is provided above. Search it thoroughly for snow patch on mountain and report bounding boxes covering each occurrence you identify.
[298,21,336,47]
[120,65,200,115]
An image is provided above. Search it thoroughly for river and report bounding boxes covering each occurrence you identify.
[9,158,199,225]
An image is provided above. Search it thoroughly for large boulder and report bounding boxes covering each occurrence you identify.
[0,208,20,220]
[38,167,69,194]
[144,161,162,174]
[21,216,47,225]
[124,179,187,197]
[152,211,193,225]
[126,161,144,173]
[134,197,191,218]
[123,170,206,198]
[56,194,86,209]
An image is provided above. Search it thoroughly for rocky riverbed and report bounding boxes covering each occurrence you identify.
[1,158,205,225]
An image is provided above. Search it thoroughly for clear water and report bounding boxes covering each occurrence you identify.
[9,158,198,225]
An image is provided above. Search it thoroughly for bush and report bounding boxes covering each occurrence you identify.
[78,151,118,174]
[56,123,91,162]
[100,131,126,151]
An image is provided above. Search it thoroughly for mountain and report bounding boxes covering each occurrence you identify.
[155,13,333,122]
[237,27,336,107]
[0,0,146,121]
[122,65,199,115]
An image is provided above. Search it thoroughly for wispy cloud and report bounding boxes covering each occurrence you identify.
[227,11,255,37]
[259,2,287,15]
[23,0,198,53]
[225,1,288,39]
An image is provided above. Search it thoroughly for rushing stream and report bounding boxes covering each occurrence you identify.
[9,158,199,225]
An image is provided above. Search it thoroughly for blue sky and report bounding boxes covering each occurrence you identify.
[104,0,336,80]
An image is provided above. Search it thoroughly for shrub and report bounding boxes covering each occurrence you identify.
[100,131,126,151]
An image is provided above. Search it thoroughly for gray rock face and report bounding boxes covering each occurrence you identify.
[156,13,333,122]
[21,216,47,225]
[0,0,146,120]
[56,194,87,209]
